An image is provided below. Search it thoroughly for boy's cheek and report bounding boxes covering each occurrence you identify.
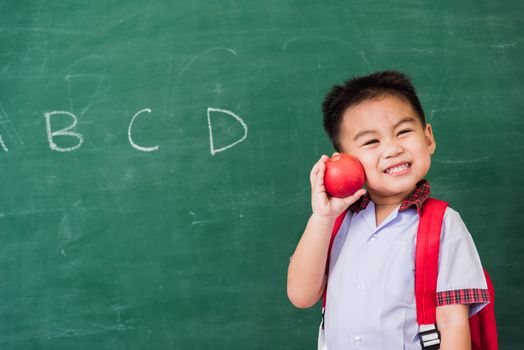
[355,155,374,175]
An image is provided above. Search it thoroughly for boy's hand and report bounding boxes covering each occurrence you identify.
[310,154,366,218]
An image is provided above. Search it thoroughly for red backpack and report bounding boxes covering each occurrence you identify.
[323,198,498,349]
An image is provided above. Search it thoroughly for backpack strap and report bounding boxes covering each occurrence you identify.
[472,269,498,350]
[415,198,448,350]
[320,209,349,327]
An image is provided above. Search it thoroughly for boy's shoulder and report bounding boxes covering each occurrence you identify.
[440,205,475,244]
[441,204,460,219]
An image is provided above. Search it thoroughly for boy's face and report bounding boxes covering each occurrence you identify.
[338,95,436,204]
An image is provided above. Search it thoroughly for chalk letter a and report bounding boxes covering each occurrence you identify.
[0,134,8,152]
[44,111,83,152]
[207,107,248,156]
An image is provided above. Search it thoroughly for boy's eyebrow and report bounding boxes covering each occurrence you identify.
[353,129,377,142]
[353,117,416,142]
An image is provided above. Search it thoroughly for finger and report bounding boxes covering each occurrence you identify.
[309,157,324,185]
[310,163,319,185]
[341,188,367,206]
[313,161,327,193]
[352,188,366,198]
[310,155,329,184]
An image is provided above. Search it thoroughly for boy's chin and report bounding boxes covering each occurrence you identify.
[368,179,419,198]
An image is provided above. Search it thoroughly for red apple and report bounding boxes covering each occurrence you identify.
[324,153,366,198]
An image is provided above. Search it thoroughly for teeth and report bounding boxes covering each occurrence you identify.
[386,163,410,174]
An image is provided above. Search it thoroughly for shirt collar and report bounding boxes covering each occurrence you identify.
[349,179,431,213]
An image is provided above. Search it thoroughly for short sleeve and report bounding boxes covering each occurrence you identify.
[436,207,489,316]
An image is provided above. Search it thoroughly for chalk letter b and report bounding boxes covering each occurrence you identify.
[44,111,84,152]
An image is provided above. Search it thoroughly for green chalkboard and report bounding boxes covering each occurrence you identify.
[1,1,523,349]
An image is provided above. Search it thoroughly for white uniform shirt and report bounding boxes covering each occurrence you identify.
[324,201,488,349]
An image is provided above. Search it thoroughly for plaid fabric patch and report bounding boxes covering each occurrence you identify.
[349,192,371,212]
[436,288,490,306]
[349,179,431,213]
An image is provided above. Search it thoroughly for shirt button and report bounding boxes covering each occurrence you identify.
[370,236,377,243]
[353,335,362,345]
[358,283,365,291]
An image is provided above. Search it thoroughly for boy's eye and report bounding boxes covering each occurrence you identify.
[362,139,379,146]
[398,129,412,136]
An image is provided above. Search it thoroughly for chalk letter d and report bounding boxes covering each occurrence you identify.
[207,107,248,156]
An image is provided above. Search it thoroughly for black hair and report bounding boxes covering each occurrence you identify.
[322,70,426,151]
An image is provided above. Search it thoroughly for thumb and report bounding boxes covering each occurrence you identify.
[341,188,367,207]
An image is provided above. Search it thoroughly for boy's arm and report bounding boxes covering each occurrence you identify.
[287,154,365,309]
[434,208,490,349]
[436,304,471,350]
[287,213,336,308]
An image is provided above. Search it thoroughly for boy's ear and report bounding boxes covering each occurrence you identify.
[424,124,436,155]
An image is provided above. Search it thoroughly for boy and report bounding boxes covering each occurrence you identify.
[287,71,489,349]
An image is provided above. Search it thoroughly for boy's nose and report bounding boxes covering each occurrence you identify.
[383,139,404,158]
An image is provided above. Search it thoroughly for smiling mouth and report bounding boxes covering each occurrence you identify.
[384,162,411,175]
